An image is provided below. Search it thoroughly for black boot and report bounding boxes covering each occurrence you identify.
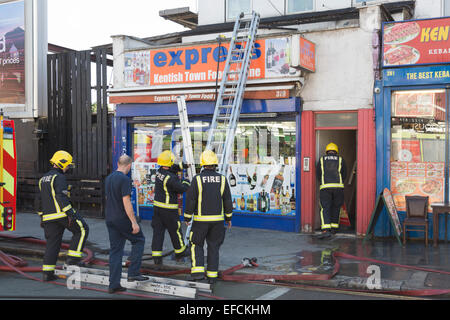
[153,256,163,268]
[175,248,190,261]
[315,230,332,239]
[66,257,87,267]
[43,271,58,282]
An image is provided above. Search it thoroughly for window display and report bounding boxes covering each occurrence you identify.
[228,121,297,216]
[132,123,174,208]
[131,120,297,216]
[390,89,446,212]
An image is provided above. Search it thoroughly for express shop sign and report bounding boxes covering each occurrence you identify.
[152,41,264,85]
[383,17,450,67]
[123,36,315,87]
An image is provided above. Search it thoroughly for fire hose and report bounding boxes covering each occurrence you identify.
[2,233,450,298]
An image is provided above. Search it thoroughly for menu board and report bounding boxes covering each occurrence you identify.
[382,188,402,237]
[364,188,403,246]
[391,161,444,213]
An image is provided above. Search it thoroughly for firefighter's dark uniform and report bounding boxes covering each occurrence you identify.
[316,153,347,232]
[151,167,190,259]
[184,169,233,281]
[39,168,89,274]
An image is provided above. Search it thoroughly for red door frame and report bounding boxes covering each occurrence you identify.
[300,109,376,236]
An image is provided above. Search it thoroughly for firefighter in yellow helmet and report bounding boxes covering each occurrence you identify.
[315,143,347,239]
[151,150,191,266]
[39,151,89,281]
[184,150,233,284]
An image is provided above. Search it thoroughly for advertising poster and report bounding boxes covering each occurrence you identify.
[228,163,296,216]
[391,161,444,213]
[132,162,158,207]
[393,91,445,119]
[123,35,315,88]
[391,139,421,162]
[124,51,151,87]
[383,17,450,67]
[0,0,25,104]
[265,37,300,78]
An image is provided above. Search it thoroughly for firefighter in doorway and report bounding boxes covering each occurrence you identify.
[38,151,89,281]
[151,150,191,266]
[184,150,233,284]
[315,143,347,239]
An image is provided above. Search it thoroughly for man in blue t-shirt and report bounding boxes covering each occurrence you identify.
[105,155,148,294]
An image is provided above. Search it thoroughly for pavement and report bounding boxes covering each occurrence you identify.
[2,212,450,298]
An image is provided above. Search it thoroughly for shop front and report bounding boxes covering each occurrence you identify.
[110,33,315,232]
[375,17,450,238]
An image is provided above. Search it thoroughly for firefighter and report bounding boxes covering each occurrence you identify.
[38,151,89,281]
[184,150,233,284]
[315,143,347,239]
[151,150,191,266]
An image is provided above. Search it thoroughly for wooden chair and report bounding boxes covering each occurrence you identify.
[403,196,429,246]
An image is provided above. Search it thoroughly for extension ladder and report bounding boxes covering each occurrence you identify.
[55,264,211,299]
[176,95,196,245]
[206,11,260,175]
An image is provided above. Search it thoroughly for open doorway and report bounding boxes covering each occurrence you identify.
[314,130,357,233]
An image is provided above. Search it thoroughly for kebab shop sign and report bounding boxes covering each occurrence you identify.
[383,17,450,67]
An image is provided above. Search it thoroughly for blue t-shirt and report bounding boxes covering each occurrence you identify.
[105,171,132,222]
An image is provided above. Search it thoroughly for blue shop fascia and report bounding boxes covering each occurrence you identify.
[375,63,450,239]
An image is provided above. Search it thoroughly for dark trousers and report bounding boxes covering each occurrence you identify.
[190,221,226,279]
[42,214,89,272]
[106,219,145,290]
[151,207,186,257]
[319,188,344,230]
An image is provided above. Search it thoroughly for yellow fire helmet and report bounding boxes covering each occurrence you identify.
[325,143,339,154]
[157,150,176,167]
[50,150,74,170]
[200,150,219,167]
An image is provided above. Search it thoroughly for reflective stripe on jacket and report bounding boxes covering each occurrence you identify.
[39,169,74,221]
[184,169,233,222]
[316,154,347,190]
[153,168,190,210]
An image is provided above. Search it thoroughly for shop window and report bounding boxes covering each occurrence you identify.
[227,121,297,216]
[287,0,314,13]
[390,89,446,213]
[132,123,174,208]
[227,0,251,20]
[131,120,297,216]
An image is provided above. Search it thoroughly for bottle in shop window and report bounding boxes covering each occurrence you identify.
[290,188,296,211]
[240,193,246,211]
[265,191,271,212]
[275,190,280,210]
[260,168,271,188]
[257,192,263,212]
[229,166,237,188]
[246,169,252,185]
[250,168,257,190]
[233,198,237,210]
[271,165,285,194]
[270,191,275,210]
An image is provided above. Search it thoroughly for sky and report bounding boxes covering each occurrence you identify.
[47,0,198,50]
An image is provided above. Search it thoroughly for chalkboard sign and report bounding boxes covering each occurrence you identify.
[364,188,403,246]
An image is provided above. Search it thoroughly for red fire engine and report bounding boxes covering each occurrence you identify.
[0,112,16,232]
